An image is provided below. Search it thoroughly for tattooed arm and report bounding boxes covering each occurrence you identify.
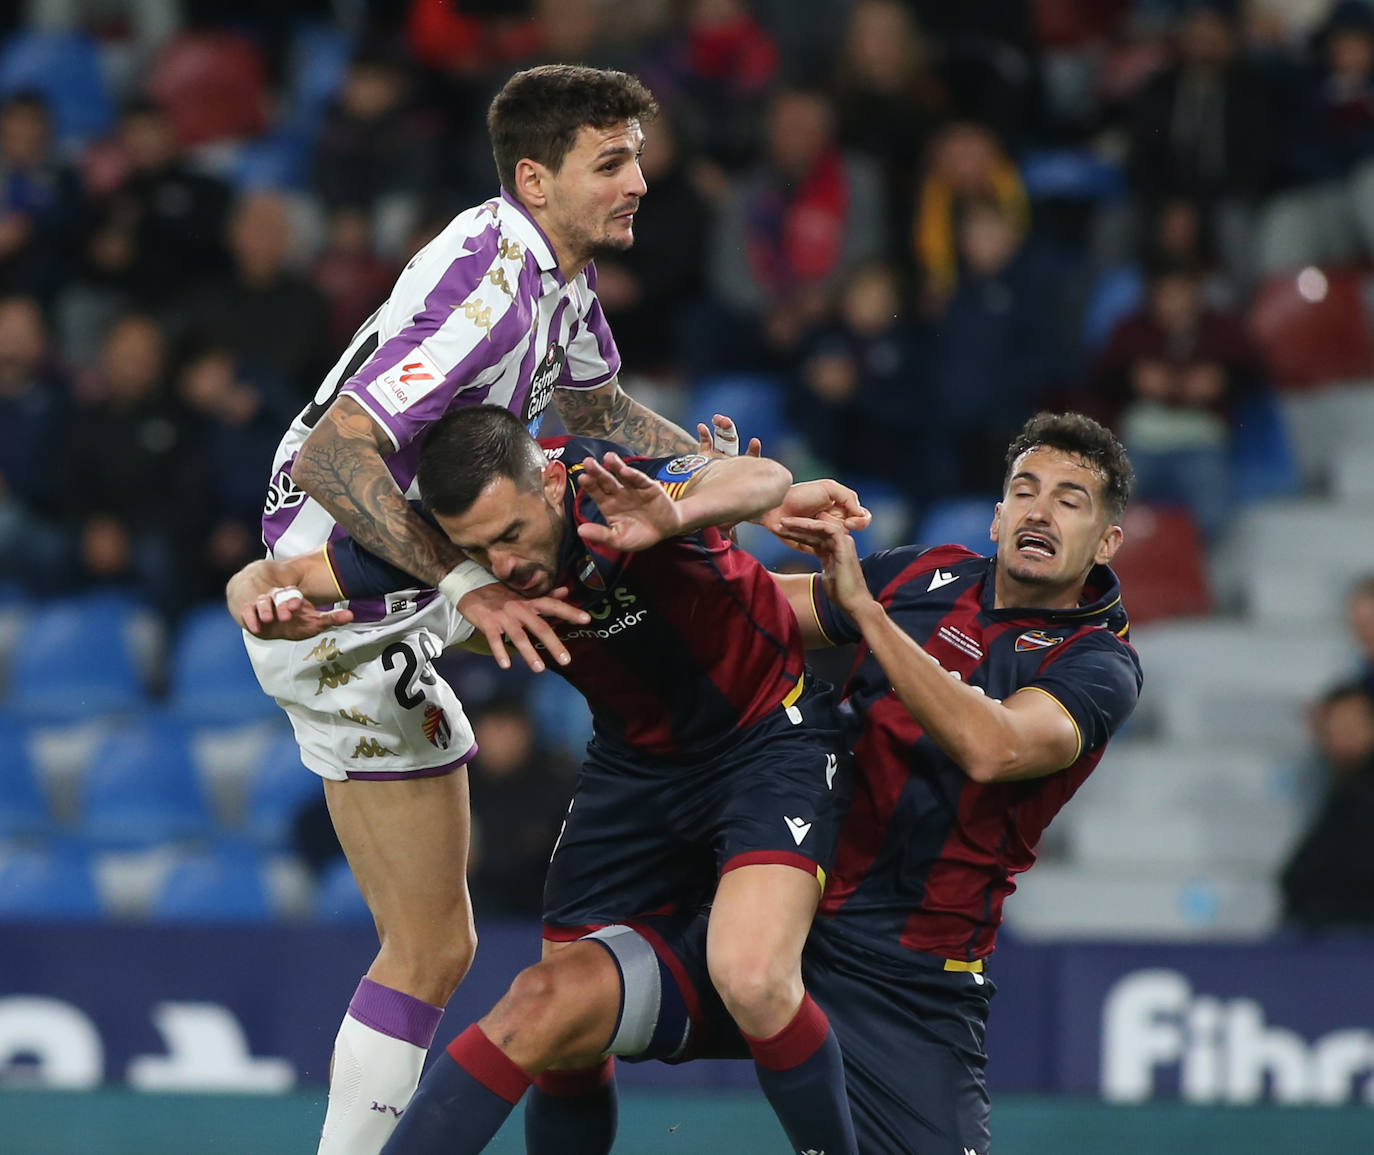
[291,396,464,587]
[554,376,697,456]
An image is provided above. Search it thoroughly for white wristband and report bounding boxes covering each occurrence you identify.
[438,560,500,607]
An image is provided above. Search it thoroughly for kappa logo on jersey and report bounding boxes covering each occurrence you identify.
[370,347,446,415]
[422,704,452,750]
[1015,629,1065,652]
[927,569,958,592]
[523,341,566,428]
[785,816,812,845]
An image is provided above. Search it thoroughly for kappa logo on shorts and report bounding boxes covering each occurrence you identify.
[423,704,452,750]
[315,661,361,696]
[351,737,396,758]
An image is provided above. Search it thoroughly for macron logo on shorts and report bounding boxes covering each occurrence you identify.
[785,816,812,845]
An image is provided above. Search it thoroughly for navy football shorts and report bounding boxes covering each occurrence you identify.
[543,682,849,939]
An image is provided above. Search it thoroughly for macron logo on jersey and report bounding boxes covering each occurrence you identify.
[928,569,958,592]
[370,347,446,415]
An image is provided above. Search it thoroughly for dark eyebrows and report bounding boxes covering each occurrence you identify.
[1009,471,1095,503]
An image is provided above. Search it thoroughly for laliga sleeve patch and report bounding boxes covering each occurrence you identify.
[366,347,446,415]
[656,454,710,482]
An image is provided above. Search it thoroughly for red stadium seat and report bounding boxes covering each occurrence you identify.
[1247,267,1374,389]
[1111,504,1212,627]
[147,32,270,148]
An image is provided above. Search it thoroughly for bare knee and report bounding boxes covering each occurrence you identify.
[481,948,619,1072]
[374,916,477,1005]
[710,951,803,1038]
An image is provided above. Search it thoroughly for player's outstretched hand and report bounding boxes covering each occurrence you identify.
[760,479,871,546]
[456,582,591,672]
[576,452,683,552]
[775,514,874,616]
[695,413,763,459]
[236,587,355,641]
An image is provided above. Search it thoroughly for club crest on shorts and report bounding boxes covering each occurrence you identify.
[1015,629,1064,652]
[423,704,452,749]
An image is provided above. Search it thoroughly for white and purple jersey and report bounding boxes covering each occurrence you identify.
[260,190,620,624]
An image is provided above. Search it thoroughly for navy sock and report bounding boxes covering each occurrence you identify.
[380,1024,531,1155]
[746,995,857,1155]
[523,1060,618,1155]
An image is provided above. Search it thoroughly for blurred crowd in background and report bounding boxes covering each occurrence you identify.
[5,0,1374,921]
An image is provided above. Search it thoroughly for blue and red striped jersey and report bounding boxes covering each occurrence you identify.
[809,544,1142,962]
[329,436,807,761]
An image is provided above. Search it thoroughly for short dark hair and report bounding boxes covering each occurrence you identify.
[486,65,658,193]
[417,405,547,517]
[1004,412,1134,523]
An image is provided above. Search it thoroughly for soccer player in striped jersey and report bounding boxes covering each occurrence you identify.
[238,65,706,1155]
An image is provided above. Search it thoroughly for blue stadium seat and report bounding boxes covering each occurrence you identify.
[167,603,278,724]
[284,21,353,134]
[230,129,312,191]
[244,732,322,850]
[1081,265,1144,351]
[687,375,795,457]
[1020,149,1125,201]
[0,720,50,838]
[312,856,371,924]
[915,496,998,556]
[150,846,272,923]
[846,478,914,556]
[0,32,114,146]
[0,845,102,920]
[78,721,214,850]
[7,593,149,721]
[528,674,593,761]
[1230,388,1301,504]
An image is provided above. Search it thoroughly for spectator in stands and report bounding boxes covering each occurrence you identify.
[466,692,577,916]
[176,190,332,406]
[911,120,1027,314]
[1346,574,1374,697]
[0,91,79,304]
[309,52,438,255]
[1125,2,1272,293]
[76,98,232,309]
[587,110,712,378]
[0,295,71,593]
[56,312,209,610]
[706,86,886,370]
[1090,257,1264,540]
[927,196,1062,498]
[793,258,934,503]
[830,0,948,257]
[310,205,402,352]
[1280,679,1374,932]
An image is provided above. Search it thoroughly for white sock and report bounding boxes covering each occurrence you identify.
[316,1011,428,1155]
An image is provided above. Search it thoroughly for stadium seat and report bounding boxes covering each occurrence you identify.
[146,32,270,147]
[78,721,214,850]
[166,603,278,725]
[312,856,371,923]
[845,478,913,556]
[1108,504,1211,627]
[1080,265,1144,351]
[528,674,593,760]
[150,846,272,922]
[1229,388,1301,504]
[244,732,322,850]
[229,129,312,191]
[284,21,354,135]
[0,720,50,838]
[0,32,114,146]
[687,375,795,457]
[914,496,998,556]
[7,593,149,721]
[0,845,102,920]
[1019,149,1125,202]
[1247,267,1374,388]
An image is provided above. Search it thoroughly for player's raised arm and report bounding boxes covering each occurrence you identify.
[291,396,466,588]
[555,375,699,456]
[576,452,791,551]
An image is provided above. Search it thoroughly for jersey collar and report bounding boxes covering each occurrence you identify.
[982,559,1127,629]
[497,189,562,282]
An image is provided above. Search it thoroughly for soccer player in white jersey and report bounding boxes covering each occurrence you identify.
[237,65,700,1155]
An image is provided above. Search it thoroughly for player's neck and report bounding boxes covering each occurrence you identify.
[992,564,1086,613]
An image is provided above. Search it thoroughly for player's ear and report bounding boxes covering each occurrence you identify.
[514,158,549,209]
[1094,521,1124,566]
[989,502,1002,544]
[543,459,567,505]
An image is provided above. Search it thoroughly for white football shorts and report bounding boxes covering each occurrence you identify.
[243,597,477,781]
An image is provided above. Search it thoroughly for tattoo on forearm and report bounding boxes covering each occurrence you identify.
[291,403,461,587]
[556,383,696,456]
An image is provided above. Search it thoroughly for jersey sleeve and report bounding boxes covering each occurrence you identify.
[340,235,532,450]
[324,503,437,598]
[1028,634,1142,757]
[809,549,906,646]
[557,266,621,390]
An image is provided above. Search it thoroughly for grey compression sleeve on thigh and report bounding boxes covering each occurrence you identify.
[583,925,691,1061]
